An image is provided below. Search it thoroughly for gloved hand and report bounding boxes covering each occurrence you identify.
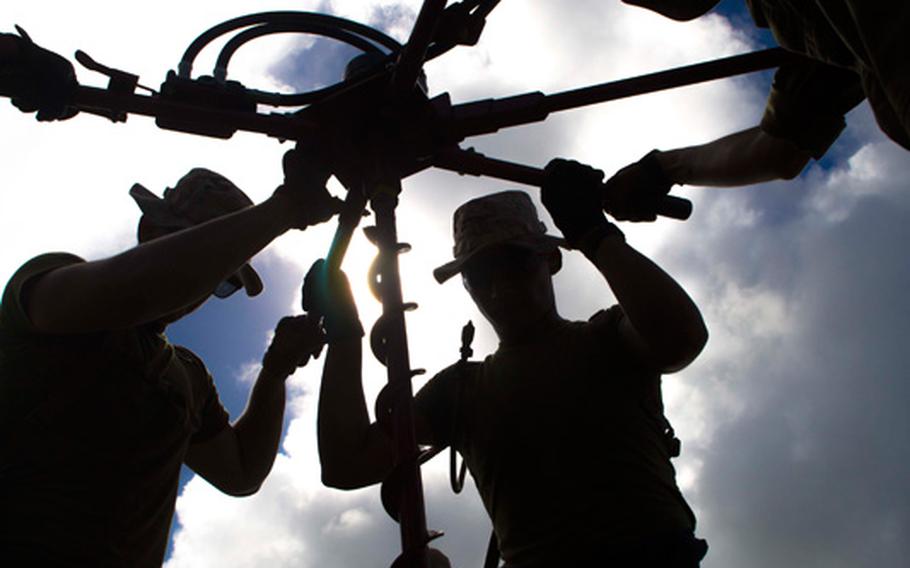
[261,314,326,377]
[273,147,344,229]
[542,158,623,257]
[602,150,674,222]
[0,27,78,121]
[303,259,364,342]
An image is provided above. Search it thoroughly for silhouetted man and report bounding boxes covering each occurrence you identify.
[0,155,340,565]
[312,160,709,566]
[606,1,909,220]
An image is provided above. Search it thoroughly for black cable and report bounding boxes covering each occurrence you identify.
[178,11,401,78]
[171,11,404,108]
[212,21,395,107]
[215,22,386,80]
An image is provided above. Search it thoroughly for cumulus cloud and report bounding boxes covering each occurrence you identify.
[168,1,820,567]
[5,1,909,568]
[654,114,910,567]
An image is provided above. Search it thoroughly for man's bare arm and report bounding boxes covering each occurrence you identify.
[602,127,811,221]
[185,315,325,496]
[318,337,397,489]
[657,126,811,186]
[25,151,340,334]
[542,159,707,372]
[590,236,708,373]
[26,195,297,334]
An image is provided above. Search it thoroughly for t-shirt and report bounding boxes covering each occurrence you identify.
[745,0,858,69]
[0,253,230,567]
[746,0,910,152]
[414,307,694,565]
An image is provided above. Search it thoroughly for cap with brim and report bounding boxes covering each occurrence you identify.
[129,169,264,298]
[433,190,565,284]
[433,234,563,284]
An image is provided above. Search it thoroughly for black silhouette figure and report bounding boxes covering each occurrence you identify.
[606,1,910,221]
[0,149,341,565]
[312,160,709,567]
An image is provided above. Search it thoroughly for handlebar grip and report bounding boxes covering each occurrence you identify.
[656,195,692,220]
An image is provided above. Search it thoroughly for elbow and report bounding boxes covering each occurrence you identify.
[775,154,810,180]
[319,447,393,490]
[317,424,394,490]
[211,472,264,497]
[321,474,362,491]
[224,481,263,497]
[222,468,268,497]
[622,0,716,21]
[763,133,812,180]
[656,320,709,373]
[661,9,712,22]
[320,464,377,491]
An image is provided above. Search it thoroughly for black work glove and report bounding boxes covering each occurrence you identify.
[602,150,674,222]
[261,315,326,377]
[0,27,78,121]
[542,158,623,258]
[273,147,344,229]
[303,259,364,342]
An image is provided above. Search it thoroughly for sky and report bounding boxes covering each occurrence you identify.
[2,1,909,567]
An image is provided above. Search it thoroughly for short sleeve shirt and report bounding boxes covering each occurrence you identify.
[745,0,857,68]
[414,307,694,565]
[746,0,910,153]
[0,253,230,567]
[761,60,865,159]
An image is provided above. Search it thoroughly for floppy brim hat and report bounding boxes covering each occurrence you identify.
[129,169,263,298]
[433,190,565,284]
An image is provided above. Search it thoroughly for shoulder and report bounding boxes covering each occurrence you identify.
[172,344,207,372]
[414,361,482,447]
[416,361,478,401]
[1,253,85,337]
[415,361,483,417]
[583,305,626,338]
[171,344,217,390]
[581,306,664,373]
[170,344,229,442]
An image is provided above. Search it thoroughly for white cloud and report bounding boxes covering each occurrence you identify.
[234,360,262,385]
[6,1,910,568]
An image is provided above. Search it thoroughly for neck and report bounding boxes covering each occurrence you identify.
[495,308,562,346]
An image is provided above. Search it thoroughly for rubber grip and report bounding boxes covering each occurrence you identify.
[657,195,692,220]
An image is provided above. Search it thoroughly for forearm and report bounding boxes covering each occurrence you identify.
[657,126,811,187]
[318,339,393,488]
[0,35,18,60]
[30,194,296,332]
[231,368,287,490]
[592,236,707,371]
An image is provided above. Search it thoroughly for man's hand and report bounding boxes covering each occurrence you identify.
[602,150,674,222]
[542,158,623,257]
[303,259,364,343]
[261,315,326,377]
[0,27,78,121]
[273,147,344,229]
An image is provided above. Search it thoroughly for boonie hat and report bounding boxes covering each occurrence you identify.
[129,168,263,298]
[433,190,565,284]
